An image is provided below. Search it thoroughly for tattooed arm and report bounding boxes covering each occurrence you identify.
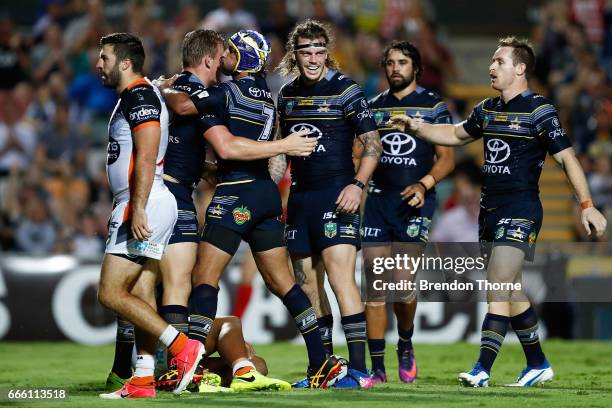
[268,122,289,184]
[354,130,382,185]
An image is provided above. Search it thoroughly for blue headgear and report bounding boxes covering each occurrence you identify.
[228,30,271,73]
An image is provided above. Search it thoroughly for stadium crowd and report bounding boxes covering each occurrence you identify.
[0,0,609,257]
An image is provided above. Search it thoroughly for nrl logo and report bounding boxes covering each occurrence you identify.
[232,206,251,225]
[324,221,337,238]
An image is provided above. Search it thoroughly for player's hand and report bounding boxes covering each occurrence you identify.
[153,74,178,91]
[245,342,257,359]
[336,184,362,213]
[131,208,153,241]
[388,114,420,133]
[581,206,607,237]
[401,182,427,208]
[282,129,318,156]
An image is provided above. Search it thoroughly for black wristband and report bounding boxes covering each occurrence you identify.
[417,181,428,191]
[352,179,366,190]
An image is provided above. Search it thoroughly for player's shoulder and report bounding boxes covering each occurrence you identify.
[278,76,301,97]
[121,79,160,107]
[331,70,362,94]
[368,90,389,107]
[414,86,445,107]
[172,71,207,94]
[475,96,499,111]
[522,90,556,113]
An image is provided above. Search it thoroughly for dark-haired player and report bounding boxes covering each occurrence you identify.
[95,33,203,399]
[158,29,345,389]
[390,36,607,387]
[364,41,454,384]
[276,19,382,389]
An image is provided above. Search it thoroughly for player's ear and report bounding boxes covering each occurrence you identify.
[515,62,526,77]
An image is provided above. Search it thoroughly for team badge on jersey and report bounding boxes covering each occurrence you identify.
[483,115,490,129]
[324,221,337,238]
[374,111,385,125]
[495,226,505,239]
[232,206,252,225]
[528,231,537,247]
[406,223,420,238]
[285,100,294,115]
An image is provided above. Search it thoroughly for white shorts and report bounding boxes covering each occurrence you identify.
[105,189,178,260]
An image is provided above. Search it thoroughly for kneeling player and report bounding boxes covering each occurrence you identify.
[156,316,290,392]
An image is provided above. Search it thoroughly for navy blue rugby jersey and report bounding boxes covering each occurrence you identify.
[190,74,275,181]
[277,69,377,191]
[369,86,451,191]
[164,71,208,188]
[462,90,571,205]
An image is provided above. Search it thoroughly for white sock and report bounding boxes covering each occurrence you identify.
[159,325,180,348]
[232,359,256,376]
[134,354,155,377]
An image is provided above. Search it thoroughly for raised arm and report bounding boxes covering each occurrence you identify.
[389,114,476,146]
[203,125,316,161]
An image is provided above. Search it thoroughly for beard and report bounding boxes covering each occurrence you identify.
[101,64,121,88]
[388,70,416,92]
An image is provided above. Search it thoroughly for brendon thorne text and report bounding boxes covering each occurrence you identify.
[371,279,521,292]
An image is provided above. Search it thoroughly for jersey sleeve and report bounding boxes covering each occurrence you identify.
[532,103,572,155]
[121,86,161,132]
[342,83,377,136]
[433,100,452,124]
[462,99,486,139]
[191,85,227,132]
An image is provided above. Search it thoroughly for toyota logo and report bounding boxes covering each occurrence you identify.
[485,138,510,164]
[289,123,322,138]
[381,132,416,156]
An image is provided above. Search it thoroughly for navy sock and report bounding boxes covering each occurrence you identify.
[160,304,189,333]
[112,318,134,379]
[282,285,327,368]
[477,313,509,373]
[510,307,546,367]
[188,284,218,345]
[317,314,334,356]
[397,324,414,353]
[341,312,367,373]
[368,338,386,372]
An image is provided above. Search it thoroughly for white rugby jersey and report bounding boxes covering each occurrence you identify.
[106,77,169,205]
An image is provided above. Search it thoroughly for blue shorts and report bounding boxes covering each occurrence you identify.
[203,179,284,242]
[285,185,361,257]
[362,189,435,243]
[479,199,543,261]
[165,180,198,245]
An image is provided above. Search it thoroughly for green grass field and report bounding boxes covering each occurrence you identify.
[1,340,610,407]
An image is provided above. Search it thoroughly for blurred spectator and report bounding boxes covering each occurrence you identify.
[31,23,71,83]
[431,160,482,242]
[201,0,258,34]
[0,102,37,177]
[143,18,169,80]
[0,16,29,91]
[70,211,104,258]
[14,195,57,255]
[34,101,88,177]
[260,0,297,42]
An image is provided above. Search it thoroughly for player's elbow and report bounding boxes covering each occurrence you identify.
[214,142,236,160]
[175,100,195,116]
